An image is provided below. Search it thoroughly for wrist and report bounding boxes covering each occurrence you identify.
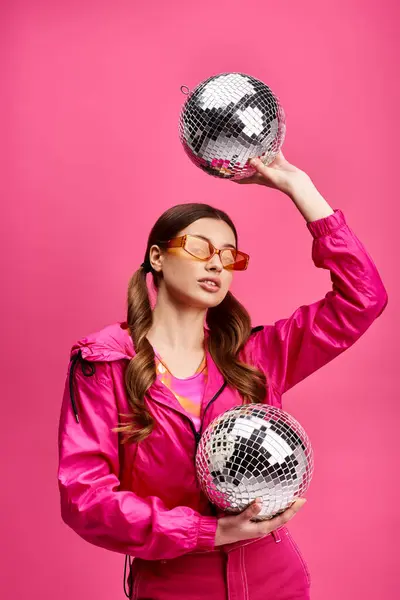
[214,519,228,547]
[285,173,315,201]
[286,177,335,222]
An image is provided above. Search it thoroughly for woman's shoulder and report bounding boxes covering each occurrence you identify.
[70,320,134,363]
[238,324,267,363]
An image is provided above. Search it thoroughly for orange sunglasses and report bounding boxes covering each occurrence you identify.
[165,234,250,271]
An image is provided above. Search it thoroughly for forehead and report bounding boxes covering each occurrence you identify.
[180,218,236,247]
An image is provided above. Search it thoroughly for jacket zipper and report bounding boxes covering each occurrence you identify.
[153,381,228,446]
[148,380,227,449]
[193,381,227,446]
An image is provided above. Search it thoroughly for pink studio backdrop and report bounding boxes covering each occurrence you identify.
[1,1,398,599]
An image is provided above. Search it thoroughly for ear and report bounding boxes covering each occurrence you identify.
[149,245,164,273]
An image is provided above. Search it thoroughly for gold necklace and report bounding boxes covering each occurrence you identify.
[156,353,206,377]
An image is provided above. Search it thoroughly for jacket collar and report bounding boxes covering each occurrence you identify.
[71,321,226,401]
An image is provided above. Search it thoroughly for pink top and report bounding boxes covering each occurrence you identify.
[153,348,207,432]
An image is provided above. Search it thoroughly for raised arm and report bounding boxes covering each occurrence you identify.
[239,153,387,394]
[249,208,387,393]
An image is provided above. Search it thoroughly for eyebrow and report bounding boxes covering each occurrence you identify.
[191,234,236,249]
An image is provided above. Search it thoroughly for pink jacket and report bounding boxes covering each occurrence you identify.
[57,209,387,592]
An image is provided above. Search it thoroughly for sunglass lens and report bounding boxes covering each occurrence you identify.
[185,237,211,259]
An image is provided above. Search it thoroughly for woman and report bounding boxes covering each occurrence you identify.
[58,153,388,600]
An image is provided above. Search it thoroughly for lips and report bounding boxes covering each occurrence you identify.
[198,277,221,289]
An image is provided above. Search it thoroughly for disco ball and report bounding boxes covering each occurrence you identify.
[178,72,286,181]
[196,404,313,520]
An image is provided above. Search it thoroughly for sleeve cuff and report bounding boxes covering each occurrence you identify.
[195,516,218,552]
[306,208,347,239]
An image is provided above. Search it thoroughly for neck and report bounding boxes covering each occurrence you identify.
[146,290,207,353]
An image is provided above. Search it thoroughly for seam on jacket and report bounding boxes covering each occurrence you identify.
[247,328,276,395]
[76,375,110,384]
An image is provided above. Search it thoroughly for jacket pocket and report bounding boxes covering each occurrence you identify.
[285,530,311,586]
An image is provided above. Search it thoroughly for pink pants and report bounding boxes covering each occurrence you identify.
[128,525,311,600]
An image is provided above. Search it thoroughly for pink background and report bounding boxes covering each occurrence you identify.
[1,0,398,598]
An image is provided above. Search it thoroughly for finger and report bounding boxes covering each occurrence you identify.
[255,498,307,534]
[249,158,278,179]
[282,498,307,519]
[249,157,264,171]
[277,498,307,524]
[238,498,263,522]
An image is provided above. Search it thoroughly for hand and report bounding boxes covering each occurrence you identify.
[214,497,307,547]
[235,151,310,196]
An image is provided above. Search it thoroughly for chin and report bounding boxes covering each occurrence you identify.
[169,283,227,309]
[195,289,226,308]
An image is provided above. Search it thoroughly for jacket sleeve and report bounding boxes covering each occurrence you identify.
[249,208,388,394]
[57,359,217,560]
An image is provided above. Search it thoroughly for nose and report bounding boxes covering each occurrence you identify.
[206,252,224,272]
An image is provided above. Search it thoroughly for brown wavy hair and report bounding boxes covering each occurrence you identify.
[114,203,268,444]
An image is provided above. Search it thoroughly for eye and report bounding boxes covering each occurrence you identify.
[221,249,236,265]
[186,237,210,257]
